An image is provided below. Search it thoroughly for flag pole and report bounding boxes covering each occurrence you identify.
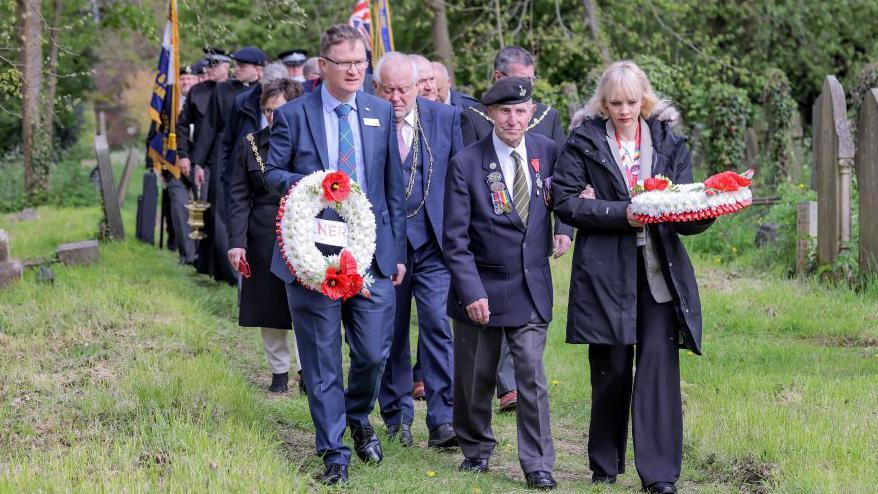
[168,0,179,151]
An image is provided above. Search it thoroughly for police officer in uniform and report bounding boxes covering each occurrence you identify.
[278,49,308,82]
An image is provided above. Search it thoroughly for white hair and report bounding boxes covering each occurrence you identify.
[261,62,289,85]
[302,57,320,79]
[432,61,450,81]
[373,51,418,86]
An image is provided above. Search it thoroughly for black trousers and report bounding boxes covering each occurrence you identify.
[587,254,683,487]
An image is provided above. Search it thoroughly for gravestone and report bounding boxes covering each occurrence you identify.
[94,135,125,240]
[0,230,23,288]
[116,148,137,209]
[796,202,818,275]
[57,240,100,266]
[856,88,878,274]
[812,76,854,264]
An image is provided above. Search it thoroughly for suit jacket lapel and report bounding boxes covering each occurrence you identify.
[524,135,543,227]
[306,91,328,169]
[480,137,524,232]
[356,92,376,195]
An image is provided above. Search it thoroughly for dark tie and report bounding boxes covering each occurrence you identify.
[334,103,356,182]
[511,150,529,226]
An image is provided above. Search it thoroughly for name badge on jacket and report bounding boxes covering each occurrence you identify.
[363,117,380,127]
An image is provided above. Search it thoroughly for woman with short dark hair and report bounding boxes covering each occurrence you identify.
[553,61,712,494]
[227,78,304,393]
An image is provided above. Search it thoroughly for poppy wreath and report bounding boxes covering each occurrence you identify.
[629,169,755,224]
[277,170,376,300]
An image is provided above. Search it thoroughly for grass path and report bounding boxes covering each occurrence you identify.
[0,196,875,492]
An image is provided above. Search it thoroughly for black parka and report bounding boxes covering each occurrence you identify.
[552,115,712,354]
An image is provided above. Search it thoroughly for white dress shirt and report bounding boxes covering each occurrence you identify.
[399,108,416,152]
[491,130,531,195]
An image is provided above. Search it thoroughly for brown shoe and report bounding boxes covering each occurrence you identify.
[412,380,426,401]
[498,391,517,412]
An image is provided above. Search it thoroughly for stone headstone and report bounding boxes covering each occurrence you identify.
[796,201,818,274]
[116,148,137,209]
[812,76,854,265]
[0,260,23,289]
[856,88,878,275]
[56,240,100,266]
[0,230,23,288]
[0,229,8,263]
[94,135,125,240]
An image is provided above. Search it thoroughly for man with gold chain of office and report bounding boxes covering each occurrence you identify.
[460,46,566,151]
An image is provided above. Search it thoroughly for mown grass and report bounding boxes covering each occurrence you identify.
[0,172,876,492]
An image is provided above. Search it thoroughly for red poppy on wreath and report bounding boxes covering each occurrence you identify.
[704,170,752,192]
[321,171,351,202]
[643,177,670,191]
[321,266,351,300]
[338,250,364,298]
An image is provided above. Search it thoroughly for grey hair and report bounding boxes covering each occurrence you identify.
[409,53,432,69]
[432,61,450,81]
[494,45,534,73]
[302,57,320,79]
[373,52,418,86]
[262,62,289,85]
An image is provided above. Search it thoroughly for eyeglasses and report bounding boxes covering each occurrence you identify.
[417,76,436,86]
[497,70,539,83]
[322,56,368,72]
[262,107,280,117]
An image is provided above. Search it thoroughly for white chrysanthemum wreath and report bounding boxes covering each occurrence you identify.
[277,170,376,300]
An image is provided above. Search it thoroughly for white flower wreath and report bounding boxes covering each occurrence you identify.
[277,170,376,300]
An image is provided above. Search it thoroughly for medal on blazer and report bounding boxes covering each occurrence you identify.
[487,172,512,215]
[531,158,542,196]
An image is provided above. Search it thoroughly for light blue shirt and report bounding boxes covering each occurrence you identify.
[321,84,366,190]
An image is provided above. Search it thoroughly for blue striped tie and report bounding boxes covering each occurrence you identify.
[334,103,357,182]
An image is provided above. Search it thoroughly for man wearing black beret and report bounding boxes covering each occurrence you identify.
[442,77,572,490]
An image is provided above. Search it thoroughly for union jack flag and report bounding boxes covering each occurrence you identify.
[349,0,372,48]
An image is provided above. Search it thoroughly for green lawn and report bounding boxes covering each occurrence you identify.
[0,176,875,492]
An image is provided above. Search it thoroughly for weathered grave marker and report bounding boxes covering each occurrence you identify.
[57,240,100,267]
[0,230,23,288]
[117,147,137,209]
[812,76,854,264]
[94,135,124,240]
[856,88,878,274]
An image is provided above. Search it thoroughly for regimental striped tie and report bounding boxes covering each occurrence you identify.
[511,150,529,226]
[334,103,357,182]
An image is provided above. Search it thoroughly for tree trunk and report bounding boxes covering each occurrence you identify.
[581,0,611,65]
[19,0,46,203]
[45,0,64,145]
[425,0,454,73]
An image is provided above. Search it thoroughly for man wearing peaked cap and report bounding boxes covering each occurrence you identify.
[193,46,267,285]
[278,49,308,82]
[443,76,572,489]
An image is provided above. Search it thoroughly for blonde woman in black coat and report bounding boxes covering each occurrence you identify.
[552,61,712,494]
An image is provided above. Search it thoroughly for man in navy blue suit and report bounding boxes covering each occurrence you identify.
[443,77,572,490]
[371,52,462,450]
[262,24,406,486]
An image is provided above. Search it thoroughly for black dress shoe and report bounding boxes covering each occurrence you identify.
[269,372,288,393]
[459,457,489,473]
[525,470,557,490]
[427,423,458,449]
[297,370,306,396]
[318,463,348,485]
[644,482,677,493]
[592,473,617,484]
[387,423,413,447]
[349,422,383,464]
